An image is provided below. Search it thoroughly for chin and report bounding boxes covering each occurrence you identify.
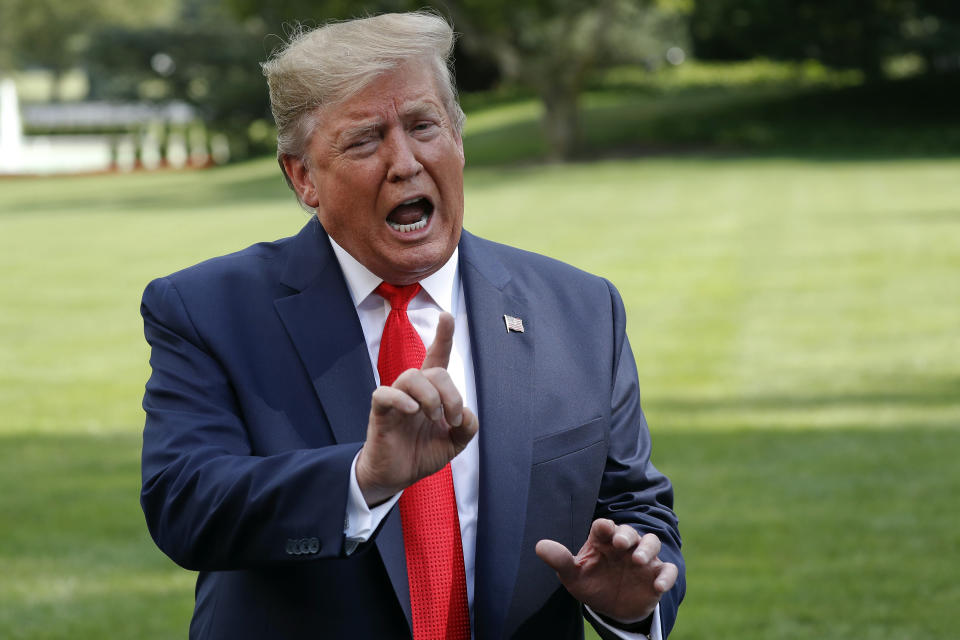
[381,249,449,284]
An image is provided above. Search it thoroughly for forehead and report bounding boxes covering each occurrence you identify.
[320,64,445,132]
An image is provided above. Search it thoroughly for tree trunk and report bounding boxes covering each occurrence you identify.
[50,67,64,102]
[540,85,580,162]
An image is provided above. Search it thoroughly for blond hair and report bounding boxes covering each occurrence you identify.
[262,11,465,190]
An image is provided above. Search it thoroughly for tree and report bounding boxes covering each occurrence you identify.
[0,0,178,98]
[439,0,688,160]
[906,0,960,72]
[84,15,272,157]
[690,0,960,78]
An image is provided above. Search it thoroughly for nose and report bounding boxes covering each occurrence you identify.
[385,131,423,182]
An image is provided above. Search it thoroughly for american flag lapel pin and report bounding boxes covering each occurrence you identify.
[503,315,524,333]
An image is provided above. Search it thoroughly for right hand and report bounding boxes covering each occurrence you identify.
[355,312,478,506]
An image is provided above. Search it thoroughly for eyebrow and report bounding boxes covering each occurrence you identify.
[337,122,381,145]
[334,101,444,145]
[399,101,443,121]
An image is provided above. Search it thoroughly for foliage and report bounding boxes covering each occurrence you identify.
[598,58,863,90]
[84,20,273,157]
[0,0,178,87]
[690,0,960,77]
[460,63,960,166]
[438,0,689,160]
[224,0,409,28]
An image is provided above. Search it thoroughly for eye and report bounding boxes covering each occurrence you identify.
[344,137,379,156]
[413,121,437,133]
[348,138,374,149]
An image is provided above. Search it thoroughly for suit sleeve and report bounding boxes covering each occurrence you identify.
[585,280,686,638]
[140,277,362,571]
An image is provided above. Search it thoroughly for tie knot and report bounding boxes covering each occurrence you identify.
[375,282,421,310]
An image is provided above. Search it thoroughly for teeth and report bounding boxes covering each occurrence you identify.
[400,197,424,206]
[387,214,428,233]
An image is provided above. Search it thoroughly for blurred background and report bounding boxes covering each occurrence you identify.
[1,1,958,638]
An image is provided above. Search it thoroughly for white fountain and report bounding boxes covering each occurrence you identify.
[0,77,24,173]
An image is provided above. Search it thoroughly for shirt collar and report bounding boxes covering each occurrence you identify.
[327,235,459,314]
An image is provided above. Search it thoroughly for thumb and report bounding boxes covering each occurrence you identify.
[535,539,578,582]
[422,312,454,370]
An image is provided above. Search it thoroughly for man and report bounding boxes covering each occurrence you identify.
[140,11,684,640]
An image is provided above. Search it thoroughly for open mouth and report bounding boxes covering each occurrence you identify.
[386,197,434,233]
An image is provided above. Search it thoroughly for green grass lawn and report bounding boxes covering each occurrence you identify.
[1,151,958,638]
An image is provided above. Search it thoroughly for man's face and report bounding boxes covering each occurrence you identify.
[290,63,465,285]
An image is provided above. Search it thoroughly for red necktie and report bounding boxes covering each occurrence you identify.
[375,282,470,640]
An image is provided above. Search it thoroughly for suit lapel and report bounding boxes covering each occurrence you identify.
[460,232,536,640]
[274,218,376,447]
[273,220,412,632]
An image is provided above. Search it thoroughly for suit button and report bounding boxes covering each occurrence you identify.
[308,537,319,554]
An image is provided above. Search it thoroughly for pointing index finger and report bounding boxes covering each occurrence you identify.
[422,312,454,370]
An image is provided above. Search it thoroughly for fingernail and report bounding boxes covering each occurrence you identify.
[432,407,443,421]
[635,552,648,563]
[450,413,462,427]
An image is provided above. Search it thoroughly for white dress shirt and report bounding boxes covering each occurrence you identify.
[330,237,660,640]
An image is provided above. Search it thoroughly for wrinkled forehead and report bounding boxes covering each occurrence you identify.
[339,98,444,126]
[313,63,448,136]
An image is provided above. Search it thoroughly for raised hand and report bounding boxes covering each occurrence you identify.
[536,519,678,625]
[356,312,478,506]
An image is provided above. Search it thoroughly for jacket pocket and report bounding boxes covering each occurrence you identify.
[531,416,605,465]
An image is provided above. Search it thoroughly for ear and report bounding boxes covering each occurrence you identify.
[280,154,320,208]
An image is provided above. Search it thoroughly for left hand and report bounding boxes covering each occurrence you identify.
[535,518,678,624]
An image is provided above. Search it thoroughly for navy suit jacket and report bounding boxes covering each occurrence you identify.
[140,217,684,639]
